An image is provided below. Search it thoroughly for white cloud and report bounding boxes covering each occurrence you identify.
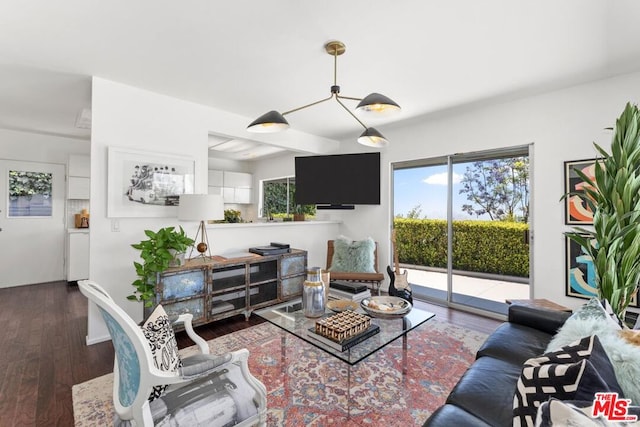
[422,172,462,186]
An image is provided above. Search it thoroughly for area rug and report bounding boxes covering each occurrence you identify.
[73,319,487,426]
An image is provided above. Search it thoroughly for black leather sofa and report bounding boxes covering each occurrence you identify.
[424,305,572,427]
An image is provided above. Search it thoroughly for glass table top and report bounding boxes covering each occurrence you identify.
[254,299,435,365]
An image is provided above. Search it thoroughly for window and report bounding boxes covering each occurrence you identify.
[8,170,53,217]
[260,176,316,219]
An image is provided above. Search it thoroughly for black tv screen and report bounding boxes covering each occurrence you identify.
[294,152,380,207]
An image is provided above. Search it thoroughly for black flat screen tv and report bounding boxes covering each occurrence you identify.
[294,152,380,208]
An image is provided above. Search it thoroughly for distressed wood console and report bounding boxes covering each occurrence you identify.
[152,249,307,326]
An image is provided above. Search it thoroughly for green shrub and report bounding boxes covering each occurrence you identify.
[394,218,529,277]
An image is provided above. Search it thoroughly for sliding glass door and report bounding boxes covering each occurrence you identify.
[392,146,531,315]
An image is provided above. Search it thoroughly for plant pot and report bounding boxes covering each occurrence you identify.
[168,250,186,267]
[294,214,305,222]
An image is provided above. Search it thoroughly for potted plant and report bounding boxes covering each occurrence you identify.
[224,209,242,223]
[565,103,640,319]
[127,226,195,307]
[293,204,305,221]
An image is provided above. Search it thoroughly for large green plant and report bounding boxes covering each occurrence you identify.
[566,103,640,317]
[127,226,195,307]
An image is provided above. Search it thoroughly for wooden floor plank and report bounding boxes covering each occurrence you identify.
[0,280,501,426]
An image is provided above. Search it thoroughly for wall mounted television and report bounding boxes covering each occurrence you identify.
[294,152,380,209]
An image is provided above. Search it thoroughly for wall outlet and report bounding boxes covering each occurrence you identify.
[111,219,120,232]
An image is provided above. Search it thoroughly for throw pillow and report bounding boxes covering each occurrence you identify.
[546,298,622,352]
[598,331,640,405]
[329,236,376,273]
[535,398,640,427]
[141,304,182,401]
[513,335,624,427]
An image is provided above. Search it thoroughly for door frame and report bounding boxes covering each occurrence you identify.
[391,144,533,318]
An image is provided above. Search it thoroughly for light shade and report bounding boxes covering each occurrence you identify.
[358,127,389,147]
[178,194,225,221]
[247,110,289,133]
[356,93,401,114]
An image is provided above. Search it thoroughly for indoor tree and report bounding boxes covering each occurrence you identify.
[565,103,640,318]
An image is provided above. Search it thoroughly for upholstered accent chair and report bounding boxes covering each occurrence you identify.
[79,280,267,426]
[326,239,385,294]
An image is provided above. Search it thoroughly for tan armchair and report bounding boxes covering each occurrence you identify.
[326,239,385,295]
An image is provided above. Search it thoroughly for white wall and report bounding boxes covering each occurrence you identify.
[328,71,640,311]
[0,128,89,162]
[88,78,339,343]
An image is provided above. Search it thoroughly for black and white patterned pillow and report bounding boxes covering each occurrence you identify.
[141,304,182,401]
[513,335,624,427]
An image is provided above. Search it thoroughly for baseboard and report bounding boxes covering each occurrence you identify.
[86,334,111,346]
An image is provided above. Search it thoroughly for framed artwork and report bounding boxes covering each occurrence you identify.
[108,147,195,218]
[564,159,597,225]
[565,234,597,300]
[565,234,638,306]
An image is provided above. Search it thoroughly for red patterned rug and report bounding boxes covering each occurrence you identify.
[73,319,487,426]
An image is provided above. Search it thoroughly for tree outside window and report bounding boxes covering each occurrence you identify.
[262,176,315,219]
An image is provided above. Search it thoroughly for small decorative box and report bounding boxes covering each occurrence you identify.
[315,311,371,342]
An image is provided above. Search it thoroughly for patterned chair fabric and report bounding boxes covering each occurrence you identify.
[79,280,267,427]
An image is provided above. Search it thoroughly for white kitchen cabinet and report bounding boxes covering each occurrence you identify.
[67,231,89,282]
[68,154,90,199]
[208,170,253,204]
[223,171,252,188]
[234,188,252,204]
[68,176,90,199]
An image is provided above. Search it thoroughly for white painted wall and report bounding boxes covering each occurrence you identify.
[88,78,339,343]
[327,71,640,311]
[0,128,89,162]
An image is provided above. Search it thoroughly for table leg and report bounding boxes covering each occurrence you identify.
[347,363,351,419]
[281,333,286,375]
[402,333,408,377]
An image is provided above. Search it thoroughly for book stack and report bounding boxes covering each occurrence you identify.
[328,281,371,302]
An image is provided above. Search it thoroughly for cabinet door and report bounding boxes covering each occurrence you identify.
[234,188,252,204]
[208,186,222,196]
[69,154,90,177]
[281,275,304,298]
[68,177,90,199]
[222,187,235,203]
[67,232,89,281]
[281,253,306,277]
[224,171,252,188]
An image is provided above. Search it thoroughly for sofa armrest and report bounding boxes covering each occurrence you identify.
[508,305,571,335]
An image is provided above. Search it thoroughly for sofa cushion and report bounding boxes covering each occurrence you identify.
[513,335,624,427]
[423,404,492,427]
[477,323,554,365]
[447,356,523,427]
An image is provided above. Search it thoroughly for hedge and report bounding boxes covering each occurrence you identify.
[393,218,529,277]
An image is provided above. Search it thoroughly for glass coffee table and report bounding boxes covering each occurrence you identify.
[254,299,435,416]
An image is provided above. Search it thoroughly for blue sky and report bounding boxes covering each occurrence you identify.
[393,163,490,220]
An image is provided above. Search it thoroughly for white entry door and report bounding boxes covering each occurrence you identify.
[0,160,65,288]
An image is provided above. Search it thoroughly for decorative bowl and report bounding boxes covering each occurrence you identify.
[360,296,412,318]
[326,299,359,313]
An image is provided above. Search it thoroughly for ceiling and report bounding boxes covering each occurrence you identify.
[1,1,640,158]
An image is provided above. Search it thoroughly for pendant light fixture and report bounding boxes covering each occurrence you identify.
[247,41,400,147]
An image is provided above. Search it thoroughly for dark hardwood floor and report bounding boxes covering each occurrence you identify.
[0,281,501,427]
